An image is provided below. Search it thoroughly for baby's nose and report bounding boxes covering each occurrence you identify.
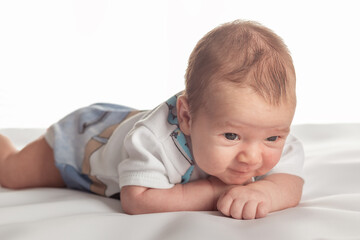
[236,145,262,167]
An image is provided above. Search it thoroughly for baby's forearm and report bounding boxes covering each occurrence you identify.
[120,174,303,217]
[121,178,222,214]
[248,173,304,212]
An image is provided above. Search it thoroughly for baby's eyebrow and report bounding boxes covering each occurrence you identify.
[217,121,244,129]
[219,121,291,132]
[272,127,290,134]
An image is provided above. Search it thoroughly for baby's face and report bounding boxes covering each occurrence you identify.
[188,85,295,185]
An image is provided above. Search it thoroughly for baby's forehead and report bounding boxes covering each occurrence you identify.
[200,87,295,128]
[206,81,296,106]
[198,89,294,128]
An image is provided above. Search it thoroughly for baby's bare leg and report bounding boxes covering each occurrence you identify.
[0,135,65,189]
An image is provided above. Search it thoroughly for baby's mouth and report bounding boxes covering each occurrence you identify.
[229,168,250,175]
[227,168,256,182]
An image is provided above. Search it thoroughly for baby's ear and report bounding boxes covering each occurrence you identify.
[176,95,192,135]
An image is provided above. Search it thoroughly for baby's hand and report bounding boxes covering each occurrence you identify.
[216,185,271,220]
[207,176,232,209]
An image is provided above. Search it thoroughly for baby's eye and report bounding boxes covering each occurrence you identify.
[266,136,278,142]
[224,133,239,141]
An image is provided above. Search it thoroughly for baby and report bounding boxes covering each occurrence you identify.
[0,20,304,220]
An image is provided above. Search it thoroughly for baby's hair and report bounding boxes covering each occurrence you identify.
[185,20,296,115]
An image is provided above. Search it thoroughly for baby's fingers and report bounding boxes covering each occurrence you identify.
[216,193,233,217]
[233,200,268,220]
[229,199,246,219]
[241,200,259,220]
[255,202,269,219]
[218,194,247,220]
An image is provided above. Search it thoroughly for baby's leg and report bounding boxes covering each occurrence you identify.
[0,134,65,189]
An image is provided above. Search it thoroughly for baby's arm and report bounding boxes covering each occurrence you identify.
[120,173,303,218]
[120,177,233,214]
[216,173,304,219]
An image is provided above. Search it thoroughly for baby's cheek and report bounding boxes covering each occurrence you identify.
[262,151,282,171]
[196,152,229,176]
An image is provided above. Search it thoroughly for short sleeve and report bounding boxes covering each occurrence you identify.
[118,125,175,190]
[256,134,305,180]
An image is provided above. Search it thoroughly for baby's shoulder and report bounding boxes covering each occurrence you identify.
[131,102,177,140]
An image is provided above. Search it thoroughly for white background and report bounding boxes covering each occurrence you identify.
[1,0,359,128]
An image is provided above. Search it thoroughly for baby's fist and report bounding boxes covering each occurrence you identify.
[216,185,270,220]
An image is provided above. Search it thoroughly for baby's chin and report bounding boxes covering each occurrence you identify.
[221,176,254,185]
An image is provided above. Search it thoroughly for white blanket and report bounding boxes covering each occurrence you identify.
[0,124,359,240]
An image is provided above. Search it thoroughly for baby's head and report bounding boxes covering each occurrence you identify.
[184,20,296,117]
[177,20,297,184]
